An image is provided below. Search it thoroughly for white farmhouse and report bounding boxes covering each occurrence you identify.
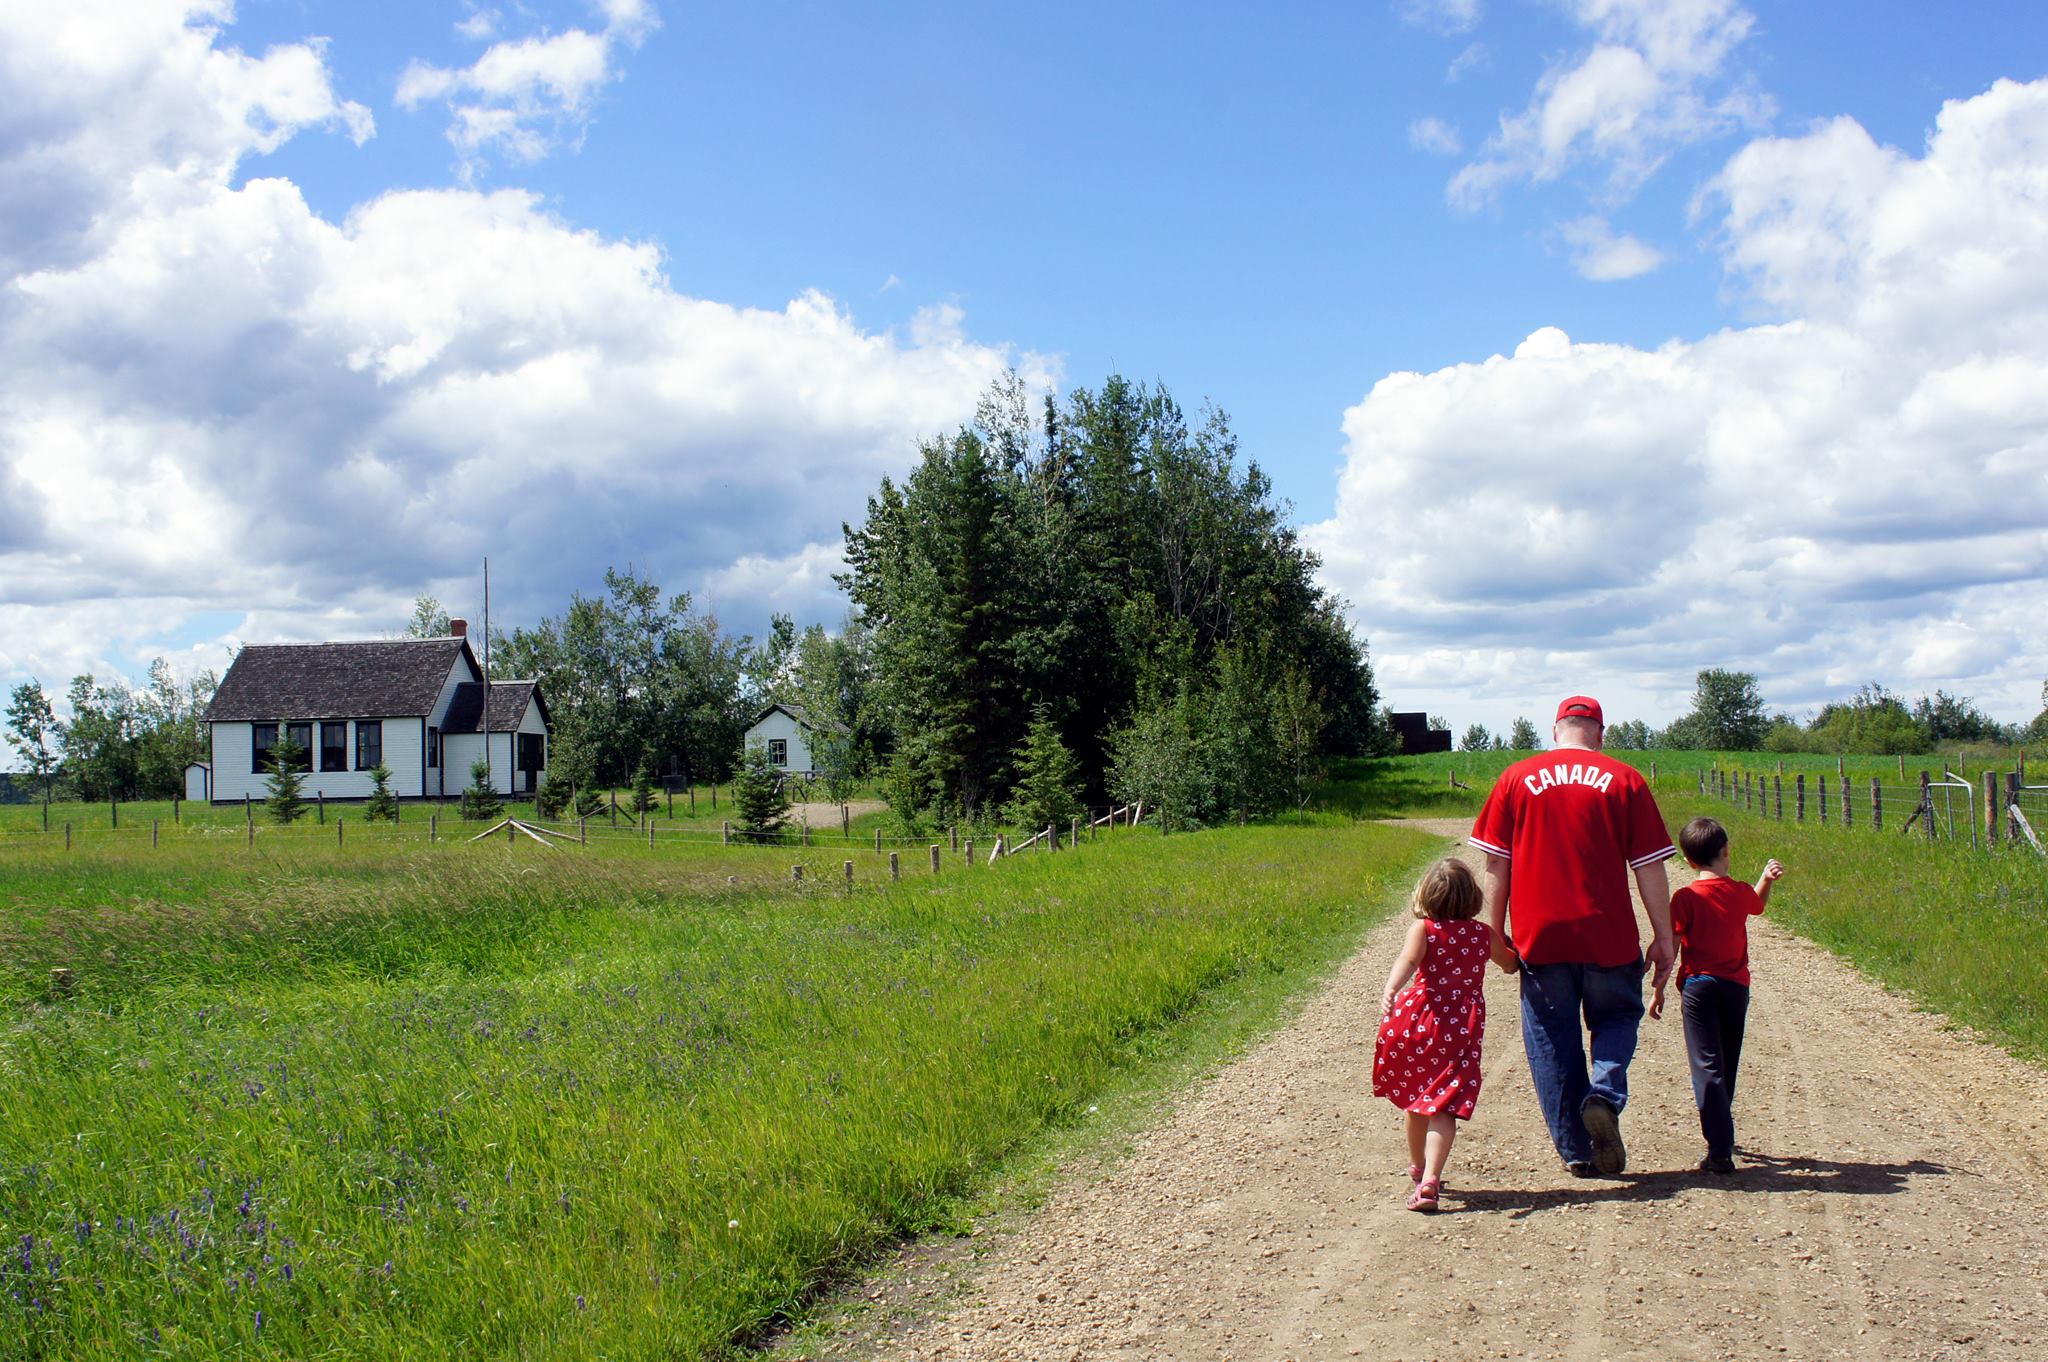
[203,621,549,803]
[742,703,847,777]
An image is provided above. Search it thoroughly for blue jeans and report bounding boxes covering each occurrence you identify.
[1519,957,1646,1165]
[1680,975,1750,1161]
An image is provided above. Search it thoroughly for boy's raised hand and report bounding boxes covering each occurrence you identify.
[1760,858,1786,883]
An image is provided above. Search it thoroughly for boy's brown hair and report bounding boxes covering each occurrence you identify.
[1679,816,1730,868]
[1412,857,1483,921]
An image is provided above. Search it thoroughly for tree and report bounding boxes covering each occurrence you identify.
[405,595,451,638]
[60,674,139,802]
[1674,669,1768,750]
[363,763,398,822]
[1461,723,1492,752]
[1004,704,1083,833]
[1605,719,1652,750]
[460,757,503,821]
[730,741,791,841]
[265,733,308,824]
[5,681,59,815]
[1806,683,1930,755]
[1108,691,1211,833]
[533,771,568,820]
[1508,717,1540,751]
[1271,669,1327,811]
[1911,690,2000,744]
[629,757,658,817]
[132,658,216,797]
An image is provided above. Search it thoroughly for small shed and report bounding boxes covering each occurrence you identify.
[741,703,847,776]
[184,762,211,802]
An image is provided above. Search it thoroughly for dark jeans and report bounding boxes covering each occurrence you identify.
[1519,957,1646,1165]
[1680,974,1751,1160]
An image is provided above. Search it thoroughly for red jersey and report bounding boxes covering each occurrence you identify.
[1469,749,1675,968]
[1671,875,1765,987]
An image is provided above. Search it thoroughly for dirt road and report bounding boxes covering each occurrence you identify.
[830,819,2048,1361]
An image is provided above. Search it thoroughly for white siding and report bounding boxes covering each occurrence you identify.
[423,655,476,799]
[744,708,814,774]
[443,733,486,795]
[209,718,426,801]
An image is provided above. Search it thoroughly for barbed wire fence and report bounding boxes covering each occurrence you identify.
[1697,761,2046,857]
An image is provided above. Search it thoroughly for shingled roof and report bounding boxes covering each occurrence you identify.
[207,638,476,722]
[441,680,546,734]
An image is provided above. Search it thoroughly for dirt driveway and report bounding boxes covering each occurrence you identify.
[823,818,2048,1361]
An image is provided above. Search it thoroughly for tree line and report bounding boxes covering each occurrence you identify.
[1600,669,2048,755]
[5,662,215,806]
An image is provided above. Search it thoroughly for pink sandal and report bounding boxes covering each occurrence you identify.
[1406,1176,1441,1213]
[1406,1163,1424,1183]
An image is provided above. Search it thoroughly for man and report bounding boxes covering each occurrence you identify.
[1469,696,1676,1177]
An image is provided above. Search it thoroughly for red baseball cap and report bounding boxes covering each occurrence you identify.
[1555,695,1604,724]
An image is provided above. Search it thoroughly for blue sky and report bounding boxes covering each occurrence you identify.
[3,0,2046,739]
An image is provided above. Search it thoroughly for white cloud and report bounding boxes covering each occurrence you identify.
[1409,116,1463,157]
[0,4,1054,698]
[1559,215,1664,279]
[1446,42,1488,83]
[1396,0,1483,37]
[1450,0,1770,210]
[1312,78,2048,728]
[396,1,659,172]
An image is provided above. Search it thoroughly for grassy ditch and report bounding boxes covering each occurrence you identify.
[0,818,1436,1360]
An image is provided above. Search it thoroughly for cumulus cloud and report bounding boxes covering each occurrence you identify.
[1449,0,1770,210]
[396,0,658,171]
[1445,42,1489,83]
[1559,215,1664,279]
[1409,116,1463,157]
[0,4,1051,695]
[1311,78,2048,727]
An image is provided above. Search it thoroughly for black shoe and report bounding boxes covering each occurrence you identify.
[1699,1155,1736,1175]
[1580,1097,1627,1176]
[1565,1160,1597,1178]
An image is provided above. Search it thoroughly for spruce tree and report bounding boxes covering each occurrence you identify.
[573,782,606,819]
[363,762,398,822]
[1004,704,1082,833]
[533,770,567,820]
[731,741,791,842]
[630,757,658,817]
[265,733,308,824]
[460,757,503,822]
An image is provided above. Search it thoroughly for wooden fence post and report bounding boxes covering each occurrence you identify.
[580,817,588,844]
[152,819,159,848]
[174,796,181,825]
[841,804,850,838]
[990,835,1004,863]
[689,786,697,815]
[874,828,882,853]
[930,844,941,874]
[722,820,730,845]
[610,791,619,826]
[667,788,673,818]
[1871,777,1883,831]
[1899,753,1906,779]
[711,781,718,808]
[1774,774,1782,821]
[111,794,118,830]
[964,837,974,864]
[317,791,324,824]
[1794,773,1805,823]
[792,864,804,882]
[950,825,959,853]
[65,821,72,851]
[430,813,438,843]
[1818,777,1828,824]
[1841,775,1852,828]
[843,860,854,887]
[889,851,900,881]
[338,817,344,849]
[1071,816,1080,847]
[1920,771,1934,843]
[1698,769,1705,795]
[2009,772,2023,842]
[1985,771,2003,845]
[247,817,253,849]
[647,821,655,850]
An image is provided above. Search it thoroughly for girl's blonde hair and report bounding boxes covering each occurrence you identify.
[1411,857,1483,921]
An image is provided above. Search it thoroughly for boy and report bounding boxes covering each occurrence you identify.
[1651,816,1784,1174]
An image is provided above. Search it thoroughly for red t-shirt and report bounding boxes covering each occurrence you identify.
[1671,875,1765,987]
[1469,749,1675,968]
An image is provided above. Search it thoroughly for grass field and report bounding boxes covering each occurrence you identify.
[0,811,1438,1360]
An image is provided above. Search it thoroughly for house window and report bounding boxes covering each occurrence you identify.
[252,723,277,774]
[320,722,348,773]
[356,720,383,771]
[427,726,439,768]
[283,722,312,773]
[768,738,788,767]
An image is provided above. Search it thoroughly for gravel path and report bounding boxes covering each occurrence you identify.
[819,818,2048,1362]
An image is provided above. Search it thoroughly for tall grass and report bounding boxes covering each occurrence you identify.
[0,819,1436,1360]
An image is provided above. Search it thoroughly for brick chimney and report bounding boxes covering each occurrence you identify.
[449,617,467,638]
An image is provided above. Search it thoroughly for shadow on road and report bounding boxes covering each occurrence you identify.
[1448,1149,1954,1218]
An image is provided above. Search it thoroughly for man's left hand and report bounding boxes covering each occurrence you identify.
[1647,933,1676,991]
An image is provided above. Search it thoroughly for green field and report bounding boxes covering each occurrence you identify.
[0,810,1437,1360]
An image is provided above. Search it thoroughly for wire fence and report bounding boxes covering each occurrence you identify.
[1698,762,2046,857]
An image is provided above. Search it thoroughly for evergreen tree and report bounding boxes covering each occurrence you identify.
[460,757,504,821]
[534,771,568,820]
[630,757,658,817]
[573,783,606,819]
[1508,717,1540,750]
[1461,723,1492,752]
[363,762,398,822]
[265,733,308,824]
[731,741,791,842]
[1004,704,1083,833]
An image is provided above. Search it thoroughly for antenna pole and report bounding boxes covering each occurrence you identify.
[483,556,492,796]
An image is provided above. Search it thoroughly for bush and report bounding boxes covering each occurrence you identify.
[460,758,504,822]
[363,762,398,822]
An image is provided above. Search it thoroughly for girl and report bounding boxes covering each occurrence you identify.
[1372,857,1504,1212]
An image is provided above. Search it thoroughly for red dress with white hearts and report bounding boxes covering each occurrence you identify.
[1372,918,1490,1120]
